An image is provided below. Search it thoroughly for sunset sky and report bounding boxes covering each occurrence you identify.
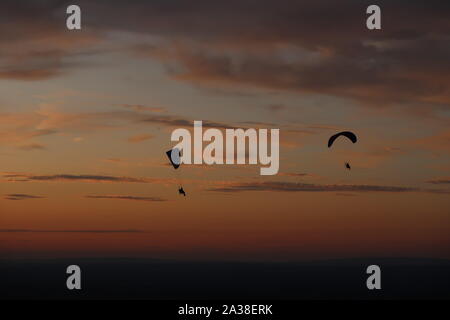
[1,0,449,261]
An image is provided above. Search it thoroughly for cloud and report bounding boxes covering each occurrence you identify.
[33,109,136,133]
[4,194,45,201]
[0,108,244,148]
[140,116,236,129]
[17,143,46,150]
[207,181,418,193]
[278,172,311,178]
[0,229,146,233]
[208,181,450,195]
[0,109,145,149]
[120,104,166,113]
[127,134,153,143]
[267,104,286,113]
[2,173,164,184]
[2,0,449,113]
[427,178,450,185]
[0,1,101,81]
[159,41,448,109]
[1,171,210,185]
[0,112,57,148]
[85,195,167,202]
[118,0,450,111]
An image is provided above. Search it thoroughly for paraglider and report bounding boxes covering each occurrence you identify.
[166,148,181,169]
[327,131,357,148]
[166,148,186,197]
[327,131,358,171]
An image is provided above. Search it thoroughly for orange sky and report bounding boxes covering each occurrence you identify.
[1,0,449,261]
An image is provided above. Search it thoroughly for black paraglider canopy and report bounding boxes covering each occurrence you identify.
[166,148,187,197]
[328,131,357,148]
[166,148,181,169]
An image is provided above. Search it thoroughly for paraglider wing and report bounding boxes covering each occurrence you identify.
[328,131,357,148]
[166,148,181,169]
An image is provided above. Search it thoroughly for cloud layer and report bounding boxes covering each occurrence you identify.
[0,229,145,233]
[85,194,167,202]
[2,173,163,184]
[208,181,418,193]
[427,178,450,185]
[4,194,45,201]
[1,0,448,111]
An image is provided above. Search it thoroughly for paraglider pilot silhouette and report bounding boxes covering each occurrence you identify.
[327,131,357,171]
[166,148,186,197]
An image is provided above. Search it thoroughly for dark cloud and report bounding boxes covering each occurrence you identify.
[117,0,450,109]
[427,178,450,185]
[144,40,449,110]
[208,181,450,195]
[267,104,286,113]
[2,0,449,111]
[239,121,277,127]
[120,104,166,113]
[141,116,236,129]
[0,229,145,233]
[278,173,311,178]
[208,181,418,193]
[4,194,45,200]
[2,173,158,183]
[17,143,46,150]
[127,134,153,143]
[0,1,101,80]
[85,195,167,202]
